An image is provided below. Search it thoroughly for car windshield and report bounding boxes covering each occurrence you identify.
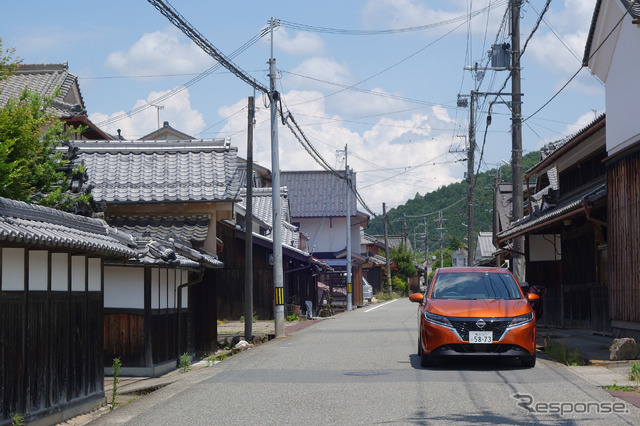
[431,271,522,300]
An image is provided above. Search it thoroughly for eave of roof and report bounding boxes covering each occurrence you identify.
[525,115,605,179]
[497,181,606,242]
[0,197,137,258]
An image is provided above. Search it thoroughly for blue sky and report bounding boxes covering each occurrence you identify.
[1,0,603,214]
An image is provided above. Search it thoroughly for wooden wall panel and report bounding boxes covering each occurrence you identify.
[103,312,145,367]
[1,292,103,423]
[608,151,640,324]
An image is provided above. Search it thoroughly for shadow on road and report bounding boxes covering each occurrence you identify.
[409,353,529,371]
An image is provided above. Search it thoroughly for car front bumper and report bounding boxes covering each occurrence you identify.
[421,319,536,356]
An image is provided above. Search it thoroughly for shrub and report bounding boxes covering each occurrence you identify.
[544,338,584,366]
[179,353,191,373]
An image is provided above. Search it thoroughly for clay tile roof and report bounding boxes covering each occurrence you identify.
[60,139,242,204]
[0,196,136,258]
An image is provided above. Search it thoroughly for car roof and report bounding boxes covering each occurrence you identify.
[435,267,510,274]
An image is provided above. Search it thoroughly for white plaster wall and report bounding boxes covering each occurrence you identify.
[603,6,640,154]
[28,250,48,291]
[2,248,25,291]
[51,253,68,291]
[160,269,168,309]
[152,268,160,309]
[168,270,176,309]
[179,270,188,308]
[299,217,361,254]
[88,258,102,291]
[104,266,144,309]
[529,234,562,262]
[71,256,86,292]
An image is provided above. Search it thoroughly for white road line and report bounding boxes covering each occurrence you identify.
[364,299,398,312]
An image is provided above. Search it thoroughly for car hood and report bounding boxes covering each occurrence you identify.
[426,298,531,318]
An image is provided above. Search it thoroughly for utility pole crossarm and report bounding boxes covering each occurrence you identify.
[148,0,269,94]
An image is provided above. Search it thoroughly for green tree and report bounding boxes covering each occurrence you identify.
[390,245,417,281]
[0,39,89,210]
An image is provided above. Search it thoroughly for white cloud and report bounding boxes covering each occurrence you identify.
[273,27,326,56]
[285,57,353,91]
[361,0,503,37]
[432,105,453,123]
[104,27,213,75]
[89,88,205,139]
[217,88,462,213]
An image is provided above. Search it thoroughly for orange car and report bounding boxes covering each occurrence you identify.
[409,267,540,368]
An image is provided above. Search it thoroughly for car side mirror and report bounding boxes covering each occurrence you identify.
[526,292,540,302]
[409,293,424,304]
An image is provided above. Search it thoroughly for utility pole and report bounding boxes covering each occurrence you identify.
[152,104,164,129]
[269,18,285,337]
[244,96,254,341]
[467,91,476,267]
[435,211,446,268]
[423,218,429,266]
[383,203,392,294]
[345,144,352,312]
[511,1,525,283]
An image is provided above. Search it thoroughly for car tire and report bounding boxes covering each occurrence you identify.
[420,353,434,368]
[418,336,434,368]
[521,354,536,368]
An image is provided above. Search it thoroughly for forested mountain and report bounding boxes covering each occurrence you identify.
[365,150,541,253]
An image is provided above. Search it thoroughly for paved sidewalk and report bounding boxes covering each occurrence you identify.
[537,326,640,409]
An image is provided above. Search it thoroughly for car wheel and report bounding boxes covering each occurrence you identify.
[418,336,434,367]
[420,352,434,368]
[521,354,536,368]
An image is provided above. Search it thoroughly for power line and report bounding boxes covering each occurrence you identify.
[99,1,270,129]
[284,18,470,110]
[277,1,509,35]
[524,0,633,124]
[95,30,269,128]
[148,0,268,93]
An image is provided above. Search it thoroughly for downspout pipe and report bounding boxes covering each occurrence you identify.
[176,270,204,361]
[581,194,607,228]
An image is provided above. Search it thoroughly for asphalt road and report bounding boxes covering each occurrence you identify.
[91,299,640,425]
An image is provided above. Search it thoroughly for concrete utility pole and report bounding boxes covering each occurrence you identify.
[511,0,525,283]
[383,203,392,294]
[467,91,476,267]
[244,96,254,341]
[269,19,285,337]
[435,211,446,268]
[345,144,352,312]
[423,218,429,266]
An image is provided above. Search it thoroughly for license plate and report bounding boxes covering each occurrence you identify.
[468,331,493,343]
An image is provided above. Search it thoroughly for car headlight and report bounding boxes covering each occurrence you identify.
[508,312,534,328]
[425,311,452,327]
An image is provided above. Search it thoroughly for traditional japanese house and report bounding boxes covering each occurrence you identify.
[584,0,640,339]
[0,197,137,424]
[497,115,607,331]
[60,139,241,358]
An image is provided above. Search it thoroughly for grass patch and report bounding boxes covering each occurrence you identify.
[603,382,640,393]
[375,291,400,301]
[630,362,640,383]
[543,338,585,366]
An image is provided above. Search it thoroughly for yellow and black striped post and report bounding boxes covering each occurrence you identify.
[275,286,284,306]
